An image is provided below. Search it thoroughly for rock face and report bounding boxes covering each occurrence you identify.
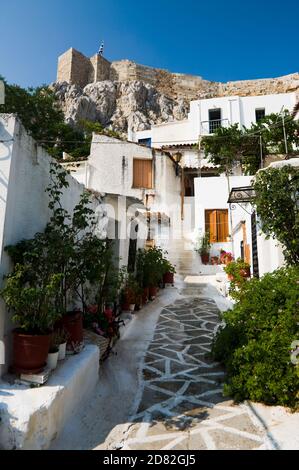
[52,80,190,133]
[52,68,299,134]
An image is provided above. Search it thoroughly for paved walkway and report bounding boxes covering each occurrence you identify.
[52,237,275,450]
[119,290,270,450]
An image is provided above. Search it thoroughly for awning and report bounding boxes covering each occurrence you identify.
[227,186,255,204]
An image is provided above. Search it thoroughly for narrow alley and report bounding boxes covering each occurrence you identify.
[51,238,274,450]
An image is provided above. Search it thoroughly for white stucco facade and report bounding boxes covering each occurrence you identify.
[194,175,253,259]
[130,92,297,148]
[0,115,109,377]
[65,134,182,228]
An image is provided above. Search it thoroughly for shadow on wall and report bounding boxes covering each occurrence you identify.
[0,122,13,203]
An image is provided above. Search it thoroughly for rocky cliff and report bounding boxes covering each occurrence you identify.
[52,68,299,134]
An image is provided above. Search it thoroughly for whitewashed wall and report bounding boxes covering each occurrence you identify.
[67,135,182,224]
[194,175,253,257]
[131,92,297,147]
[0,115,102,377]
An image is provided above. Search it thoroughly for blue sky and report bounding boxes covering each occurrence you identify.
[1,0,298,88]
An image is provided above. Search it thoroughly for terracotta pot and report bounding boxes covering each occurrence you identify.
[200,253,209,265]
[163,272,174,285]
[149,286,158,299]
[61,311,83,352]
[13,329,51,374]
[142,287,149,304]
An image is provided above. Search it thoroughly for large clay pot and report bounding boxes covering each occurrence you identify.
[61,311,83,353]
[13,329,51,374]
[163,272,174,285]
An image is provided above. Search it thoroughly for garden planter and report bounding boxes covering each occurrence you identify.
[58,342,66,360]
[163,272,174,285]
[84,329,111,361]
[129,304,136,312]
[200,253,209,265]
[149,286,158,299]
[61,311,84,353]
[211,256,219,265]
[13,329,51,374]
[47,350,59,370]
[142,287,149,304]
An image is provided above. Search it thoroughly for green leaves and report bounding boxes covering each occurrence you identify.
[253,165,299,265]
[212,266,299,409]
[201,111,299,175]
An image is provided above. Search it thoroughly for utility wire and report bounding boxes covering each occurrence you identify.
[33,114,297,145]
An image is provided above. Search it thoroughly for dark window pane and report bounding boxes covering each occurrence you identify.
[255,108,265,122]
[208,108,221,133]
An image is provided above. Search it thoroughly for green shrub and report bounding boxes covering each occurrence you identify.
[212,266,299,409]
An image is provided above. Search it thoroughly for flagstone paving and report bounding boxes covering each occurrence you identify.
[120,294,272,450]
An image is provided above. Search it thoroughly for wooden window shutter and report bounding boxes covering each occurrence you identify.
[217,210,229,242]
[205,210,217,243]
[205,209,228,242]
[133,159,153,189]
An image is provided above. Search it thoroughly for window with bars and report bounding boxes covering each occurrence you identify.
[208,108,222,134]
[133,159,153,189]
[205,209,229,243]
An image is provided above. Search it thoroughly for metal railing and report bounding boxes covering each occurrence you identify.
[200,118,230,135]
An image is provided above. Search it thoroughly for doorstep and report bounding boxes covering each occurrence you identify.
[0,344,99,450]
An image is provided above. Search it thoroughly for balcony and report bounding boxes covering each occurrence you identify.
[200,118,230,135]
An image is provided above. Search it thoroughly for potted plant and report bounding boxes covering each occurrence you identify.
[47,334,59,370]
[162,258,176,286]
[0,264,61,374]
[142,247,166,298]
[211,256,219,265]
[222,251,234,265]
[197,233,211,265]
[224,258,251,283]
[123,274,140,312]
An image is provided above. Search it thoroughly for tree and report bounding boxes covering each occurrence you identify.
[0,78,88,159]
[201,124,261,175]
[201,111,299,175]
[253,165,299,265]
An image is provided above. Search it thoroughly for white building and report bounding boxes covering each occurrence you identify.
[130,92,298,147]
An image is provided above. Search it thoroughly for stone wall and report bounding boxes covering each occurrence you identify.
[57,48,112,87]
[56,48,299,103]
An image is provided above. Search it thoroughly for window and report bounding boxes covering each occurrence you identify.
[208,108,222,134]
[255,108,265,122]
[205,209,229,243]
[138,138,152,148]
[133,159,153,189]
